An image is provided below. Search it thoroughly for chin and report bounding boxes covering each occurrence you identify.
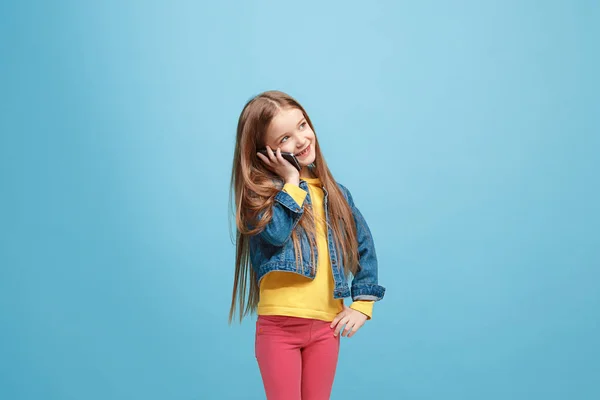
[302,154,316,167]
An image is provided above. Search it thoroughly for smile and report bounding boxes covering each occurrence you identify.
[296,145,311,158]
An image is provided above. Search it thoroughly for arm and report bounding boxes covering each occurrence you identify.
[257,183,307,247]
[340,184,386,303]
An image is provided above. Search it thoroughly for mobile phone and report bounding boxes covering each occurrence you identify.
[258,148,302,171]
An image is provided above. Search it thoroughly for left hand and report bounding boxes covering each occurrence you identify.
[330,304,368,338]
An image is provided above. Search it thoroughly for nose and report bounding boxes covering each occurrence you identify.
[296,138,307,148]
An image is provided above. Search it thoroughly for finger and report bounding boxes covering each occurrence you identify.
[334,322,343,337]
[330,309,350,329]
[333,319,342,336]
[275,148,289,165]
[330,316,341,329]
[256,152,271,165]
[276,147,289,165]
[342,321,355,337]
[347,324,361,338]
[334,317,350,336]
[266,146,276,160]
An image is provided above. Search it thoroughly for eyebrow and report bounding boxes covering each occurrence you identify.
[274,117,306,143]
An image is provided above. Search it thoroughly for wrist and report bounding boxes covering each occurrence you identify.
[285,176,300,186]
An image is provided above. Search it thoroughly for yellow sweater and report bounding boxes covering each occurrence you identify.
[257,177,374,321]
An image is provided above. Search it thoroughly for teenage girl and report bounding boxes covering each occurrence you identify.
[229,90,385,400]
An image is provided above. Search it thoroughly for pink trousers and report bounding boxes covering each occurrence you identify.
[255,315,340,400]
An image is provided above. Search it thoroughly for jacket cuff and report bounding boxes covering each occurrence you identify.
[274,184,307,212]
[351,283,386,302]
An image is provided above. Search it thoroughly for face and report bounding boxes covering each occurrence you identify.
[263,107,316,167]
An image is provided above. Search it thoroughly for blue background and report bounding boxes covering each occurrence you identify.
[1,1,598,399]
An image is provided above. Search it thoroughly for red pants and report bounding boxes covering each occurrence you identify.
[255,315,340,400]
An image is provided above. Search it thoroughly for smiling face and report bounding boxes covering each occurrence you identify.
[263,107,317,167]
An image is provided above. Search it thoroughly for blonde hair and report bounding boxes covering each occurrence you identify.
[229,90,359,323]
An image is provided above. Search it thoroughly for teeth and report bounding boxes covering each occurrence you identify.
[298,146,309,156]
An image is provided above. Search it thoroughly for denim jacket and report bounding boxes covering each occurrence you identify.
[249,179,385,302]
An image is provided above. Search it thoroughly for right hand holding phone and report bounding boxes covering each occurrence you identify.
[257,146,300,185]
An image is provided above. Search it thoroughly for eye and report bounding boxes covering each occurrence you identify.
[299,121,307,129]
[280,136,289,143]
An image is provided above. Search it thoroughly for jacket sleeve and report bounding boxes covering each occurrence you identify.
[257,183,307,247]
[339,183,386,302]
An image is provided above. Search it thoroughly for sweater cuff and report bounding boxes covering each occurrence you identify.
[282,183,308,208]
[350,300,374,320]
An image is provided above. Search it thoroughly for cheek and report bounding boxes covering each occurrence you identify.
[310,133,317,148]
[279,143,295,153]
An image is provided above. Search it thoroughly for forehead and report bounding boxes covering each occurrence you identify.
[265,107,304,139]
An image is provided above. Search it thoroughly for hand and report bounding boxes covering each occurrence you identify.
[330,304,368,338]
[257,146,300,184]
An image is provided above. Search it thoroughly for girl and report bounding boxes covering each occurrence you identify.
[229,90,385,400]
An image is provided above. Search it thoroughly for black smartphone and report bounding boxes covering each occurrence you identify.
[258,148,302,171]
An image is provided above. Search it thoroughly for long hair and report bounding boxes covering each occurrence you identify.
[229,90,359,323]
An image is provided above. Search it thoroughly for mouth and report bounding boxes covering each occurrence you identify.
[296,145,311,158]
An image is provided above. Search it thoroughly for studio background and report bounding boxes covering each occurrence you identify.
[1,1,598,399]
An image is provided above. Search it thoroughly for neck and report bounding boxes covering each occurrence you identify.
[300,166,316,179]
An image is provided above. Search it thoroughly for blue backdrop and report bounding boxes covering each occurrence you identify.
[1,1,598,399]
